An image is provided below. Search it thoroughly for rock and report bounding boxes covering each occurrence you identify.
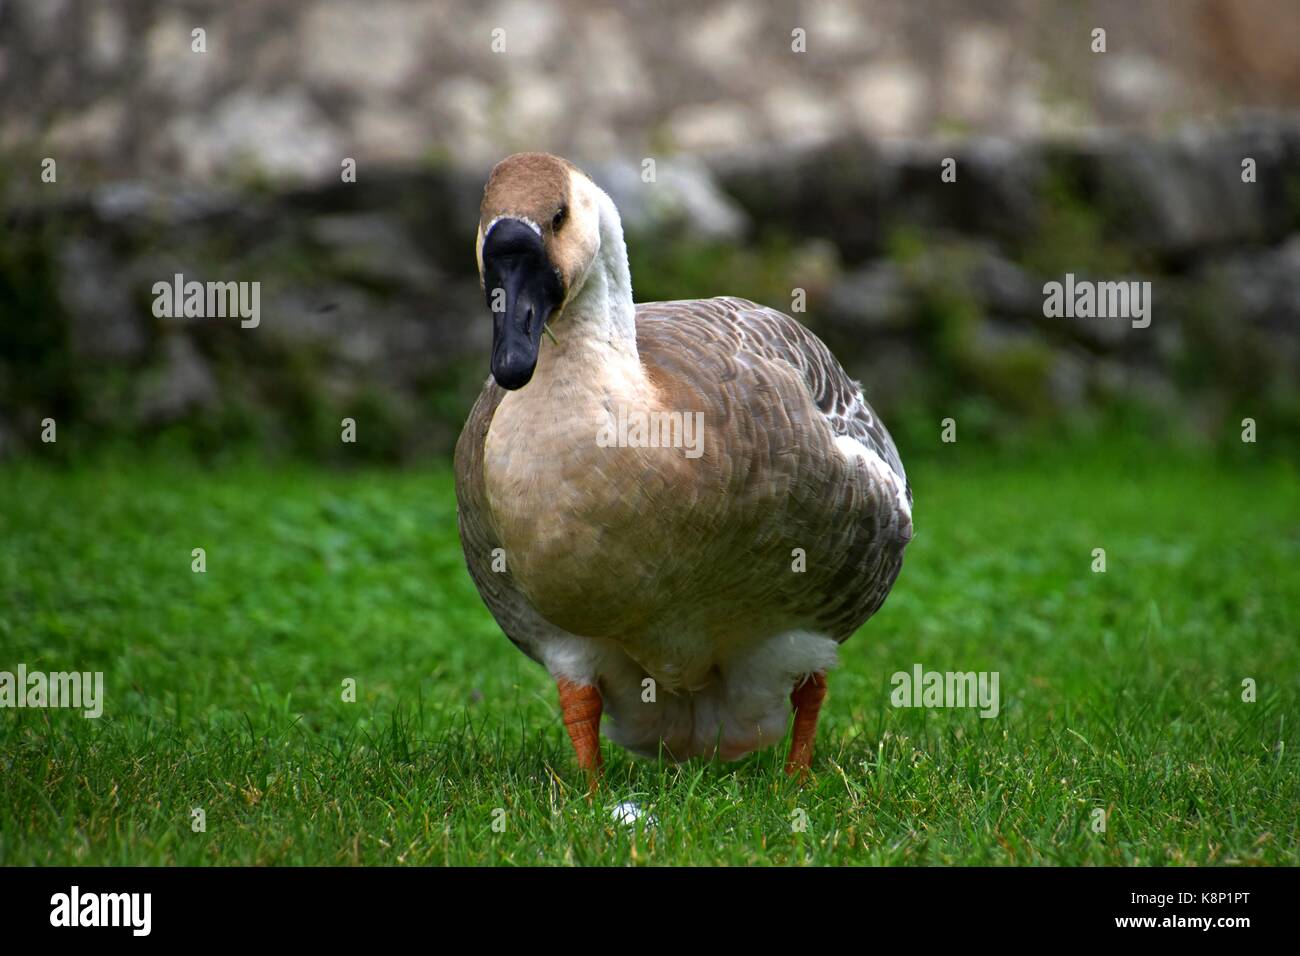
[843,60,929,139]
[87,5,128,71]
[262,285,384,350]
[760,83,844,148]
[851,341,928,410]
[1047,350,1090,410]
[428,77,498,168]
[1197,234,1300,330]
[300,0,427,93]
[58,238,147,362]
[941,28,1011,126]
[713,138,891,260]
[806,0,873,55]
[970,247,1041,318]
[46,100,125,155]
[142,12,225,102]
[1097,54,1183,118]
[168,90,343,184]
[91,181,236,226]
[134,334,218,425]
[667,102,757,154]
[476,0,562,60]
[0,417,16,461]
[955,138,1050,240]
[1084,120,1300,252]
[308,213,440,287]
[824,262,915,331]
[610,801,656,827]
[595,155,749,240]
[682,1,762,80]
[572,10,652,114]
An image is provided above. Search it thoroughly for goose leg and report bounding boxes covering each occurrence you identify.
[784,672,828,776]
[557,678,604,789]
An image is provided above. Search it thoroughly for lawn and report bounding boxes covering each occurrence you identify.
[1,440,1297,865]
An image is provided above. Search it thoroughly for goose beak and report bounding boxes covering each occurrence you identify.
[482,218,564,390]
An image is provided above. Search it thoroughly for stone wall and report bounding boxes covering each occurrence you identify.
[3,1,1300,459]
[3,119,1298,460]
[5,0,1300,194]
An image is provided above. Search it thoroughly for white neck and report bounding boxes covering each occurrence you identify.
[544,188,638,371]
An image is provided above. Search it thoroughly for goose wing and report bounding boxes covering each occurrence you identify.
[640,296,909,501]
[632,296,913,640]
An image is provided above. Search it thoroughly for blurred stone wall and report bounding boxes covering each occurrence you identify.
[4,0,1300,192]
[3,121,1298,460]
[2,1,1299,460]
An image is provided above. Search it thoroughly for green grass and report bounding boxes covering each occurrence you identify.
[0,443,1297,865]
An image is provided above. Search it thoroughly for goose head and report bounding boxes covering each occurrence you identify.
[475,152,604,390]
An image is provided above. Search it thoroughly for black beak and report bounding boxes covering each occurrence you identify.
[482,218,564,390]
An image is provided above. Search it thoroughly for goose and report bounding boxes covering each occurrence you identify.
[454,152,913,783]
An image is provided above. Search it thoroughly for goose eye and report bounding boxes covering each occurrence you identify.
[552,206,567,231]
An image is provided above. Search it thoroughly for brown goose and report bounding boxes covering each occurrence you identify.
[455,152,912,782]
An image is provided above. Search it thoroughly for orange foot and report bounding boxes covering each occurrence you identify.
[557,678,604,794]
[784,672,828,778]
